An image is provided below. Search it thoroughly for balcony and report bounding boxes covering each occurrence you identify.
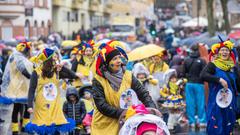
[0,4,24,19]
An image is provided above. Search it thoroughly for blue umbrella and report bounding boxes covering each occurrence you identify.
[179,37,196,46]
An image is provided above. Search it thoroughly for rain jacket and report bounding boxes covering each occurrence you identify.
[183,51,206,84]
[63,87,86,125]
[132,63,160,105]
[0,50,33,104]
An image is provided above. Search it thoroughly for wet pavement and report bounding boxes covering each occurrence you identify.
[173,124,240,135]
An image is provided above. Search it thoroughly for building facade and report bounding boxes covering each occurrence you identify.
[0,0,52,41]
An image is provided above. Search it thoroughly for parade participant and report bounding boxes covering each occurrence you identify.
[71,41,94,87]
[0,42,33,135]
[200,38,240,135]
[236,45,240,125]
[146,51,169,88]
[132,63,159,105]
[160,69,187,131]
[63,87,86,135]
[26,48,82,135]
[148,52,169,75]
[91,43,159,135]
[183,44,207,128]
[79,85,94,134]
[0,68,3,123]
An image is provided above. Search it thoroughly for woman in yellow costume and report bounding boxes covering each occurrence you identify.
[147,51,169,87]
[25,48,82,135]
[71,41,95,87]
[91,42,159,135]
[0,42,33,135]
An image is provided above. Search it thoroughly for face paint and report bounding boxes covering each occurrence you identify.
[108,55,122,72]
[120,56,127,65]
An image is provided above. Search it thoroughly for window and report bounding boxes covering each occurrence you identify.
[75,12,78,22]
[43,0,47,8]
[67,11,70,21]
[2,27,13,41]
[24,19,30,38]
[33,20,38,37]
[40,21,45,35]
[39,0,43,7]
[0,0,17,3]
[111,25,134,32]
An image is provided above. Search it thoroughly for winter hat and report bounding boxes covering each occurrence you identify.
[37,48,55,62]
[137,122,157,135]
[132,63,150,77]
[16,42,31,52]
[95,41,128,76]
[209,35,235,63]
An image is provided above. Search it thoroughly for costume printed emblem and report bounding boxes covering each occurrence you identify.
[43,83,58,101]
[216,88,232,108]
[120,89,141,109]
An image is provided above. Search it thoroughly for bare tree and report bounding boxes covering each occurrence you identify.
[220,0,231,34]
[206,0,215,36]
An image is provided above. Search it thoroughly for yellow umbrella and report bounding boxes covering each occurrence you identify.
[61,40,78,48]
[128,44,165,61]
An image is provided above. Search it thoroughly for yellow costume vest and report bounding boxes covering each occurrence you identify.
[149,62,169,75]
[32,68,67,126]
[72,56,94,87]
[5,54,33,99]
[91,71,132,135]
[82,98,94,113]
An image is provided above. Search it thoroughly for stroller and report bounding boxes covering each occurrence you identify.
[119,104,170,135]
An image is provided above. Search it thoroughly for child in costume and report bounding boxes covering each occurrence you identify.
[132,63,160,106]
[119,104,170,135]
[26,48,82,135]
[63,87,86,135]
[0,42,33,135]
[160,69,187,131]
[201,37,240,135]
[79,85,94,134]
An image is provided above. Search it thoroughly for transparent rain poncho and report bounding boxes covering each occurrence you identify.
[132,63,160,105]
[0,50,33,104]
[119,114,170,135]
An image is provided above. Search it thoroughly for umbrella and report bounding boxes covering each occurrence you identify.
[228,31,240,40]
[129,41,145,50]
[182,17,208,27]
[128,44,165,61]
[165,28,175,34]
[0,44,7,51]
[4,41,17,47]
[232,23,240,29]
[202,35,229,47]
[61,40,78,49]
[179,37,196,46]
